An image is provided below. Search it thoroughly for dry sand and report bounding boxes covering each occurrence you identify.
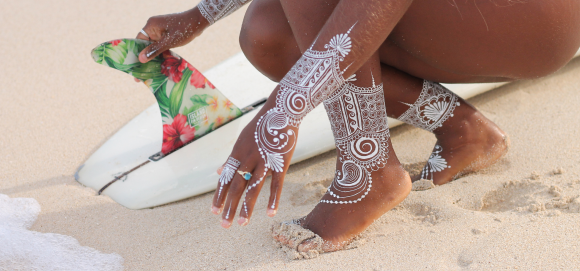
[1,0,580,270]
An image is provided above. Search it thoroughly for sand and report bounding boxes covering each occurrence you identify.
[1,0,580,270]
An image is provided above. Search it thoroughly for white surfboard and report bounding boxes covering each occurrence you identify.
[76,42,580,210]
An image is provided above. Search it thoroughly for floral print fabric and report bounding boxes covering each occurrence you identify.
[91,39,242,154]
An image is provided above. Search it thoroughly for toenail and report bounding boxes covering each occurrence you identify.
[267,209,277,217]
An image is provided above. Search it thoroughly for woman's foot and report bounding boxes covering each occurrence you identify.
[416,108,509,185]
[273,79,412,254]
[273,159,412,253]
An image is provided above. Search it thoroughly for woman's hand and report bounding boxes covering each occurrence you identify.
[136,8,210,63]
[211,89,299,228]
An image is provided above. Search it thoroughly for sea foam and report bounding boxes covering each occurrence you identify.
[0,194,124,270]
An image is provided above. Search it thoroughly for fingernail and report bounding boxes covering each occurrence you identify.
[221,219,232,228]
[238,217,249,226]
[211,206,221,214]
[267,209,277,217]
[139,54,147,63]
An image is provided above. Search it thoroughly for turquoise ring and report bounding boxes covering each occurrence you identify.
[237,170,252,181]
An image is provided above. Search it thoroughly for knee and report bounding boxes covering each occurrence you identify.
[239,0,298,81]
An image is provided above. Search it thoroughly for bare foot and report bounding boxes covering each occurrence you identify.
[415,109,509,185]
[273,158,412,254]
[271,76,412,256]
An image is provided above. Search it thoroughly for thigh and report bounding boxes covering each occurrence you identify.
[381,0,580,81]
[241,0,301,81]
[278,0,341,51]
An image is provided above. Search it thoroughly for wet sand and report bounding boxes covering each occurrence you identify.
[1,0,580,269]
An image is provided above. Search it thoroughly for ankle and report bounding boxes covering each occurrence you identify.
[433,104,488,142]
[376,162,412,196]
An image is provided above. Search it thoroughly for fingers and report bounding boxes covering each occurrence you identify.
[135,22,167,63]
[212,158,240,214]
[267,171,286,217]
[138,39,169,63]
[237,166,269,226]
[221,170,250,228]
[135,31,149,41]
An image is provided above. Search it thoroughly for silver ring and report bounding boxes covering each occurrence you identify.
[140,29,149,38]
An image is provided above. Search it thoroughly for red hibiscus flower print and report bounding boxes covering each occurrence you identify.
[161,51,194,83]
[162,114,196,154]
[190,67,216,89]
[111,40,122,46]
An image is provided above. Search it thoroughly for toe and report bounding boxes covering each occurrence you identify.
[297,238,319,252]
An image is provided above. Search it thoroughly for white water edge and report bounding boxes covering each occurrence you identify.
[0,194,123,271]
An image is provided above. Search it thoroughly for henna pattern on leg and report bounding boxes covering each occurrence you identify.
[243,24,357,213]
[420,145,451,180]
[397,81,459,181]
[397,80,460,132]
[322,80,390,204]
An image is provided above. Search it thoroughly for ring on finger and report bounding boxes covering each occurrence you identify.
[140,29,149,39]
[237,170,252,181]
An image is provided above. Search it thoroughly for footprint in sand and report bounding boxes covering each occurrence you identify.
[398,202,443,225]
[289,177,333,206]
[471,169,580,214]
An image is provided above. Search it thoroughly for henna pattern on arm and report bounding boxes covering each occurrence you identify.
[241,25,357,213]
[197,0,252,25]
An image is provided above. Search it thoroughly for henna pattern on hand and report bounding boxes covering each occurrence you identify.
[218,157,240,199]
[241,24,357,213]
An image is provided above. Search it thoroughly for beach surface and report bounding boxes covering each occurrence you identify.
[1,0,580,270]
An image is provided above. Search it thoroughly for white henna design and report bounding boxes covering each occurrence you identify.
[398,80,460,132]
[197,0,251,25]
[420,145,451,180]
[241,25,357,214]
[217,157,240,199]
[321,81,390,204]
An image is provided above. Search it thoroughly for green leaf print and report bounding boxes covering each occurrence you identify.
[155,84,171,119]
[92,39,246,155]
[125,39,143,57]
[182,106,194,117]
[147,77,168,94]
[190,94,212,111]
[169,69,193,118]
[131,61,165,80]
[92,46,106,64]
[92,41,131,69]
